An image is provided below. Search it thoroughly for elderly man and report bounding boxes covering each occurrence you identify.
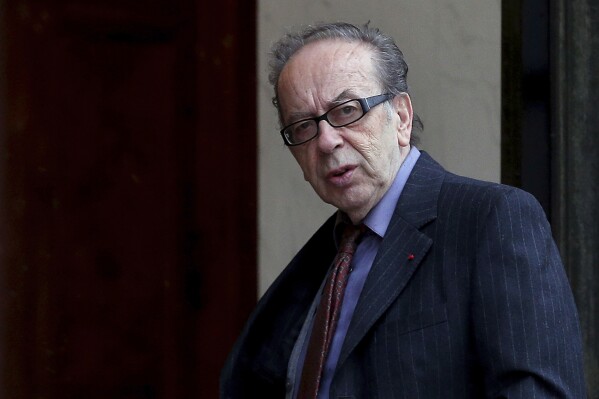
[221,22,586,398]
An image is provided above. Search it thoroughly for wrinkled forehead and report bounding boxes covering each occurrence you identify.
[276,40,380,113]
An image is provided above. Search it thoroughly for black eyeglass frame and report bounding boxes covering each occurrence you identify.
[280,93,396,146]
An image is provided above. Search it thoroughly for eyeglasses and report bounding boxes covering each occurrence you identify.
[280,93,395,146]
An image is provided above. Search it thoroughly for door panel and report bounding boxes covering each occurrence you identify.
[0,1,256,397]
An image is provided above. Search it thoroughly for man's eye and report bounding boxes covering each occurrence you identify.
[330,102,361,123]
[340,105,358,115]
[296,121,312,131]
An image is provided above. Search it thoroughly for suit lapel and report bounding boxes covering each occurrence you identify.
[229,214,338,387]
[337,152,445,368]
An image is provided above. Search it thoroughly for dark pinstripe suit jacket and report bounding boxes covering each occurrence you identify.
[221,152,586,398]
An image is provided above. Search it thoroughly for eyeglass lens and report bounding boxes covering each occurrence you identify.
[285,99,363,145]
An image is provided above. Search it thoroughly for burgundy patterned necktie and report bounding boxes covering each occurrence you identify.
[297,223,364,399]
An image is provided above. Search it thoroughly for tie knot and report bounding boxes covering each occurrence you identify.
[338,224,365,254]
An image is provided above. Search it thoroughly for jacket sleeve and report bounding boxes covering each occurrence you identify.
[471,187,586,398]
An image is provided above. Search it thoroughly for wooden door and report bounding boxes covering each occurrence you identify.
[0,1,256,397]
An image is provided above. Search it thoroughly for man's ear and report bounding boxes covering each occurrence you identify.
[393,94,413,147]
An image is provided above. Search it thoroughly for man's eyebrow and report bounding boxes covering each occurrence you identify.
[330,89,358,105]
[285,110,313,123]
[284,89,360,124]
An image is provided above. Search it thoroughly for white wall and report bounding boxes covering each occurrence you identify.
[258,0,501,295]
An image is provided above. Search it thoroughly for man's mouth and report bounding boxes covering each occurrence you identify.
[326,165,357,186]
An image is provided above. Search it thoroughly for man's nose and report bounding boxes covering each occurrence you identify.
[316,120,343,153]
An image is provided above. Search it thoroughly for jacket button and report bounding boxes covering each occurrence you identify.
[285,378,292,393]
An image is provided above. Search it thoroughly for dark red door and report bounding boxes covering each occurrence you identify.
[0,1,256,397]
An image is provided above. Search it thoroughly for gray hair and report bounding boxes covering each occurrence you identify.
[268,21,423,139]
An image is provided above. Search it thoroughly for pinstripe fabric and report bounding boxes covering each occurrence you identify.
[220,152,586,399]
